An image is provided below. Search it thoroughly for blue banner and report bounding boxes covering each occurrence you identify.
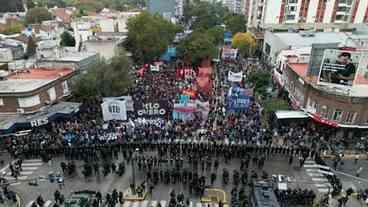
[226,87,253,112]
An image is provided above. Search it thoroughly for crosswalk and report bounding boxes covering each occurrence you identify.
[25,200,53,207]
[3,159,43,185]
[122,200,218,207]
[25,199,219,207]
[303,160,332,193]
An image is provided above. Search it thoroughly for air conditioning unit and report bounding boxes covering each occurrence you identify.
[16,108,24,114]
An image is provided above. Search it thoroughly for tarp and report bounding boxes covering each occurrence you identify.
[275,110,309,119]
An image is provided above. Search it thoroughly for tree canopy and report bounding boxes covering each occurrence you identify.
[232,32,257,58]
[25,7,53,24]
[184,1,229,30]
[125,12,182,64]
[60,31,76,47]
[177,31,217,66]
[73,49,134,99]
[224,14,247,34]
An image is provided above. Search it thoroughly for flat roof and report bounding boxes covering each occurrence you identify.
[274,32,348,48]
[0,68,73,94]
[41,51,98,62]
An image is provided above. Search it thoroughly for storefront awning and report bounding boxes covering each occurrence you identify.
[275,110,309,119]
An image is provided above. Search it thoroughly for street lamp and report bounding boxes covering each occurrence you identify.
[131,148,139,194]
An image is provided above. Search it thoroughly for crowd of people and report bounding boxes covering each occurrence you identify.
[2,57,347,207]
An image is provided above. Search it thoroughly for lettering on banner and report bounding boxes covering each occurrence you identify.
[137,102,166,117]
[30,118,49,127]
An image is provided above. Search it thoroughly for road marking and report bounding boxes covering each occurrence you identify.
[312,178,329,182]
[160,200,167,207]
[44,200,52,207]
[315,183,331,188]
[9,182,21,186]
[26,200,35,207]
[25,159,43,162]
[304,160,315,164]
[150,200,157,207]
[4,175,28,180]
[306,169,319,172]
[303,164,317,168]
[22,163,43,167]
[132,201,140,207]
[141,200,149,207]
[123,201,131,207]
[189,201,193,207]
[20,171,34,175]
[317,188,330,193]
[307,172,324,177]
[22,166,39,171]
[197,202,202,207]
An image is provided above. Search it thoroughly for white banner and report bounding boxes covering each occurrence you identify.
[103,96,134,111]
[101,100,127,121]
[228,71,243,82]
[150,64,160,72]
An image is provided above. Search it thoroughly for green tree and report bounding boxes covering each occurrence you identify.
[224,14,247,34]
[46,0,67,8]
[125,12,182,63]
[60,31,76,47]
[25,36,37,58]
[26,0,35,9]
[177,31,217,66]
[247,71,271,97]
[206,26,225,45]
[232,32,257,58]
[73,49,134,99]
[25,7,53,24]
[73,0,104,12]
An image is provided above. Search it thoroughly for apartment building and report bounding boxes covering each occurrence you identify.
[245,0,368,29]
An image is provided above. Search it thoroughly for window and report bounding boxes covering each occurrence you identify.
[108,104,121,114]
[0,98,3,106]
[265,43,271,55]
[333,109,343,121]
[286,15,296,20]
[62,81,69,95]
[47,87,56,102]
[18,95,40,108]
[320,105,328,118]
[345,112,356,123]
[288,6,297,12]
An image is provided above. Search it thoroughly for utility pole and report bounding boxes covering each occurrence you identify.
[131,148,139,194]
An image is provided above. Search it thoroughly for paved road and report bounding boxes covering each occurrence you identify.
[0,151,322,207]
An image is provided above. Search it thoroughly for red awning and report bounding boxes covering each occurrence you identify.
[310,113,339,128]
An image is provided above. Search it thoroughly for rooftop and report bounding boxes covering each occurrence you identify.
[288,63,308,78]
[0,67,73,94]
[273,32,349,48]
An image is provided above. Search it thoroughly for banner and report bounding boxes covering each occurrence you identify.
[103,96,134,111]
[134,101,169,118]
[195,100,210,120]
[226,87,253,112]
[101,100,127,121]
[318,49,361,86]
[228,71,243,82]
[222,48,238,60]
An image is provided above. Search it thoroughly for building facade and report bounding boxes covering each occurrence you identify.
[223,0,243,14]
[245,0,368,29]
[0,68,74,114]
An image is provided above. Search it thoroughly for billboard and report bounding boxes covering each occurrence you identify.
[318,49,361,86]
